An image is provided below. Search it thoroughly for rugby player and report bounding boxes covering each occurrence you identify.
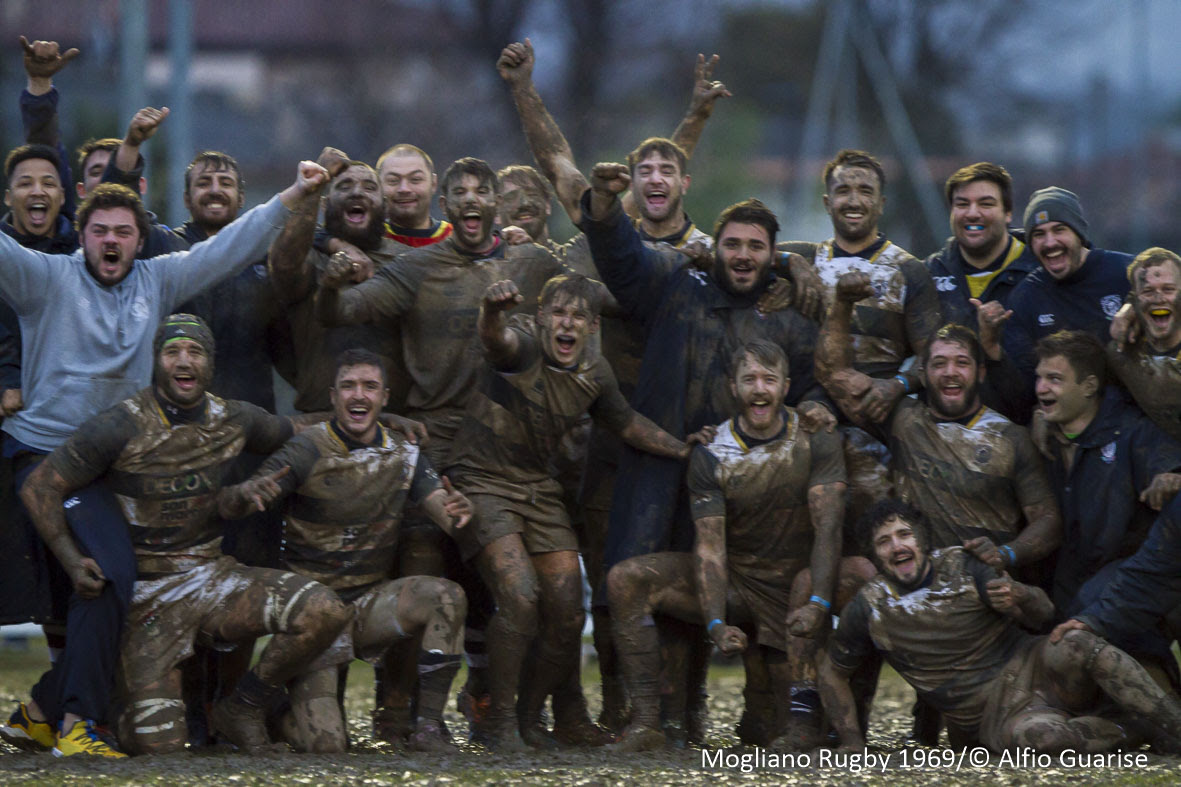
[17,315,351,755]
[820,500,1181,754]
[1105,247,1181,442]
[219,349,472,753]
[444,274,705,750]
[607,340,874,750]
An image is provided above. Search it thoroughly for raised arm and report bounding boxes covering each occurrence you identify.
[498,39,588,224]
[157,160,329,306]
[478,280,524,366]
[815,271,881,424]
[113,106,169,180]
[668,54,731,159]
[19,36,78,215]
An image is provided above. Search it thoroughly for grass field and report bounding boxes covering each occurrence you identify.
[0,638,1178,785]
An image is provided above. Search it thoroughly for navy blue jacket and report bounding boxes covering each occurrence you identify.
[1076,492,1181,646]
[20,87,76,221]
[1002,249,1133,407]
[580,194,827,575]
[1045,389,1181,612]
[925,233,1038,326]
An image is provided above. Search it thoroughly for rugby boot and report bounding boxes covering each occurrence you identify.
[456,687,491,745]
[520,721,561,750]
[404,718,457,753]
[597,674,630,734]
[552,679,614,746]
[1,703,54,751]
[606,723,666,752]
[53,719,127,758]
[210,694,273,753]
[372,704,413,746]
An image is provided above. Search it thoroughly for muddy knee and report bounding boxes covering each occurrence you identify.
[494,574,539,637]
[1012,715,1080,754]
[1047,629,1105,670]
[606,559,651,613]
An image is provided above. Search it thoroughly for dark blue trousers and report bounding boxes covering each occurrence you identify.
[13,451,135,725]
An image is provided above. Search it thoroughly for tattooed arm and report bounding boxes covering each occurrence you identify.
[269,147,349,304]
[19,462,103,598]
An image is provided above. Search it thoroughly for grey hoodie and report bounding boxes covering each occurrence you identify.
[0,195,291,452]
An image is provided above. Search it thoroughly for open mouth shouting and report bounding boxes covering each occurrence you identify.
[643,187,669,215]
[344,198,373,227]
[460,209,485,236]
[746,396,773,422]
[345,402,372,425]
[26,200,50,228]
[890,548,918,581]
[552,332,578,361]
[1148,307,1173,333]
[98,247,123,278]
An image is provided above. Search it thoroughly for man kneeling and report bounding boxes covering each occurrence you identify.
[819,499,1181,753]
[21,315,352,755]
[219,349,472,753]
[608,340,874,751]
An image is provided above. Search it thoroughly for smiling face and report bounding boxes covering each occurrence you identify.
[380,152,436,230]
[324,164,385,251]
[632,151,689,226]
[154,338,212,407]
[950,179,1011,264]
[183,161,244,233]
[923,338,984,420]
[440,172,498,253]
[330,363,389,444]
[873,515,930,590]
[538,293,597,367]
[82,206,144,286]
[498,173,551,241]
[715,221,772,295]
[730,354,789,439]
[1035,354,1098,433]
[1133,260,1181,350]
[1030,221,1086,280]
[5,157,65,238]
[823,165,884,246]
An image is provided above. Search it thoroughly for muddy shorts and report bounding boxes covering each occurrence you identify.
[120,557,320,699]
[307,577,422,672]
[978,637,1056,752]
[452,475,575,561]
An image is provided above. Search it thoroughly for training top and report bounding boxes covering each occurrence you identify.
[0,196,290,452]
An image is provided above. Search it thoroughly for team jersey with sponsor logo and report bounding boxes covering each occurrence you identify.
[781,237,942,377]
[256,421,440,601]
[830,546,1028,737]
[48,389,292,575]
[869,399,1053,548]
[688,411,845,647]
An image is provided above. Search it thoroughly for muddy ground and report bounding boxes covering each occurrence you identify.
[0,640,1177,785]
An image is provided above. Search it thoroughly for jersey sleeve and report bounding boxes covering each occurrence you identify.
[1008,423,1056,507]
[828,593,877,672]
[494,316,542,374]
[807,427,847,487]
[352,255,422,323]
[900,258,944,355]
[232,401,295,455]
[687,445,725,521]
[46,405,138,489]
[407,450,443,506]
[587,358,634,434]
[254,432,321,497]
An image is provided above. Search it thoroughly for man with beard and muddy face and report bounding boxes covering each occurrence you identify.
[444,274,702,751]
[12,315,353,756]
[218,349,473,753]
[581,164,833,745]
[1002,187,1133,409]
[1103,248,1181,443]
[606,340,876,751]
[780,150,942,529]
[818,283,1060,570]
[316,156,572,743]
[819,499,1181,755]
[0,160,331,757]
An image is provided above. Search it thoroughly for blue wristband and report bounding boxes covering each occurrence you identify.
[1000,544,1017,566]
[893,374,910,394]
[809,595,832,610]
[707,618,724,633]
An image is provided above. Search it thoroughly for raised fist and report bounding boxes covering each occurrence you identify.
[497,39,535,84]
[125,106,170,146]
[835,271,873,303]
[590,163,631,197]
[316,147,351,179]
[483,279,523,312]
